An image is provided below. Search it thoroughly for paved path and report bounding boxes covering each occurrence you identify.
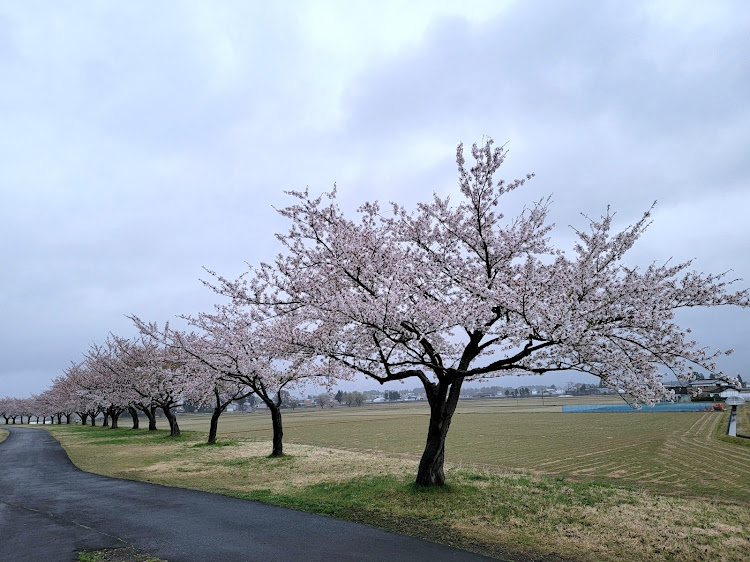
[0,427,494,561]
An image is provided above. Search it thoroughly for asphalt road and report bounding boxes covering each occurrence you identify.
[0,427,494,561]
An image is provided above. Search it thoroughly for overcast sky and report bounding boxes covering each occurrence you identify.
[2,1,749,398]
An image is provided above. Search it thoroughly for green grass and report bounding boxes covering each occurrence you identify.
[0,428,7,444]
[71,427,204,446]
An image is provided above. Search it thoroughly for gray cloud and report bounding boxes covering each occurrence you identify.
[1,1,748,397]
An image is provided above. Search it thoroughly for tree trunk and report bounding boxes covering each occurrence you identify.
[102,412,109,427]
[137,405,157,431]
[270,405,283,457]
[208,388,230,444]
[90,414,96,426]
[110,411,119,429]
[128,407,139,429]
[65,414,71,424]
[56,413,62,424]
[208,409,221,444]
[148,406,157,430]
[163,406,180,437]
[79,413,88,425]
[415,379,463,487]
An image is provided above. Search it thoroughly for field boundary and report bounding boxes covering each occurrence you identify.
[561,403,724,413]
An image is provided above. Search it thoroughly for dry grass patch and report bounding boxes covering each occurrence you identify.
[480,476,742,561]
[45,425,417,496]
[0,428,8,444]
[129,440,418,495]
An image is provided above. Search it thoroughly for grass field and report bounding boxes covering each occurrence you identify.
[0,428,7,444]
[175,398,750,503]
[35,397,750,561]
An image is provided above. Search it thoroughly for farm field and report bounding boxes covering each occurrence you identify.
[177,398,750,503]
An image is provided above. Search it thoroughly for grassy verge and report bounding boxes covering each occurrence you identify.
[46,425,750,562]
[715,410,750,448]
[735,403,750,439]
[0,428,7,444]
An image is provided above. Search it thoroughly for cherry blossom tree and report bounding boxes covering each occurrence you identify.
[59,362,99,425]
[0,396,16,424]
[213,138,749,486]
[117,334,191,437]
[15,397,33,425]
[189,372,253,445]
[30,393,51,424]
[102,335,160,431]
[62,361,104,426]
[83,339,137,429]
[45,377,77,424]
[138,326,255,445]
[132,308,329,455]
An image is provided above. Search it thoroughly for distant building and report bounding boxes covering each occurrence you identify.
[666,384,692,403]
[666,379,735,402]
[689,379,731,389]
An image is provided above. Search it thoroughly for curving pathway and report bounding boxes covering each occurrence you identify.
[0,427,493,561]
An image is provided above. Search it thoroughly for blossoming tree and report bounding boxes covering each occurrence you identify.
[214,138,749,486]
[61,362,101,425]
[83,339,137,429]
[145,327,254,445]
[133,308,328,455]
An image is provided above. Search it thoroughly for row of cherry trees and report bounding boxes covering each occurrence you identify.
[4,138,748,486]
[0,394,71,425]
[0,335,200,435]
[1,313,333,454]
